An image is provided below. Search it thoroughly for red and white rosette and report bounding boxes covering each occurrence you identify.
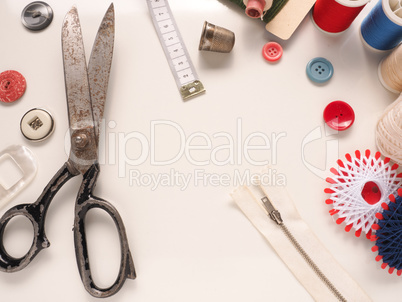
[325,150,402,239]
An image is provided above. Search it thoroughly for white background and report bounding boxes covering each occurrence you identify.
[0,0,401,301]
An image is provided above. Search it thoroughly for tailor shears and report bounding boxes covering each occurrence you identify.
[0,4,135,298]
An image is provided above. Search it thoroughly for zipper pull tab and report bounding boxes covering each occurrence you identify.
[261,196,283,225]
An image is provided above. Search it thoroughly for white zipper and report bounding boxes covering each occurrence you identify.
[232,181,372,302]
[261,195,346,302]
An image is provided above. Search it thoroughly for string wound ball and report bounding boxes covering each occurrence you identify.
[376,93,402,165]
[378,44,402,94]
[325,150,402,239]
[372,189,402,276]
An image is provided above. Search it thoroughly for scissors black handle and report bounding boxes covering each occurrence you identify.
[0,162,135,298]
[74,163,136,298]
[0,162,76,272]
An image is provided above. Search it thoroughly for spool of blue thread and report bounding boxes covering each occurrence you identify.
[360,0,402,51]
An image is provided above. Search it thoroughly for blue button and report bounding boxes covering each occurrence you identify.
[306,57,333,83]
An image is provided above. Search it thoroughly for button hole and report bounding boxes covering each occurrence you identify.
[28,116,43,130]
[2,81,11,90]
[27,10,42,18]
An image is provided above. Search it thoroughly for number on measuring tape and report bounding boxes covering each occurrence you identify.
[147,0,205,100]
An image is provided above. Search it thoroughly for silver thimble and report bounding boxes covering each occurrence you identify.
[199,21,235,53]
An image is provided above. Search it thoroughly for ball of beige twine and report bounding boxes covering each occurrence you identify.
[379,44,402,94]
[376,93,402,164]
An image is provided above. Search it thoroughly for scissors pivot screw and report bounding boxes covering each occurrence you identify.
[73,133,88,148]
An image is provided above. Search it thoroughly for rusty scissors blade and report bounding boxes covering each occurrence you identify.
[0,4,135,299]
[88,4,115,143]
[62,4,114,175]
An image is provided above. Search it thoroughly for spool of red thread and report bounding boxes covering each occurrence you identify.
[312,0,370,34]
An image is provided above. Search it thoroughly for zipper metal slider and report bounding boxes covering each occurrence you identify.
[260,194,347,302]
[261,196,283,225]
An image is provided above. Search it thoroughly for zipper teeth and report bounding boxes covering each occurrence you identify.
[280,223,347,302]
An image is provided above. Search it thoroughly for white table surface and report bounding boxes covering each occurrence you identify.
[0,0,401,301]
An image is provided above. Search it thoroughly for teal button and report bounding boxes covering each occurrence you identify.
[306,57,333,83]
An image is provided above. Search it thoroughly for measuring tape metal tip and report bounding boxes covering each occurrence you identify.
[181,80,205,100]
[147,0,205,101]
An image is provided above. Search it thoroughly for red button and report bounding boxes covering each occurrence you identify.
[262,42,283,62]
[0,70,27,103]
[323,101,355,131]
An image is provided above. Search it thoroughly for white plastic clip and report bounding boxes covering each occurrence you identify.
[0,145,37,209]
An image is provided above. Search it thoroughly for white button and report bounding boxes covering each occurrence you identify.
[20,108,54,141]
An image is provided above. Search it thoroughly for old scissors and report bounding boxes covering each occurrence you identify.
[0,4,135,298]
